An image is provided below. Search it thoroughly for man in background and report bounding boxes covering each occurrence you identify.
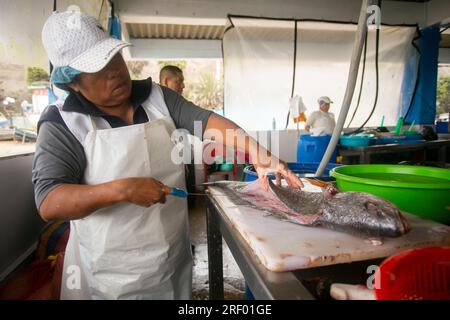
[305,96,336,136]
[159,65,185,95]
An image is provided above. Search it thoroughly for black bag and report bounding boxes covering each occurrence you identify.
[421,126,438,141]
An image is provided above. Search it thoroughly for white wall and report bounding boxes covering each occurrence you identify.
[427,0,450,26]
[439,48,450,64]
[245,129,300,163]
[0,0,106,71]
[130,39,222,59]
[116,0,427,26]
[0,0,54,70]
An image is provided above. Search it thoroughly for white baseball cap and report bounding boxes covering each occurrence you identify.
[42,11,131,73]
[318,96,333,105]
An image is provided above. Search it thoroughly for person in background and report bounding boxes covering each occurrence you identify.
[159,65,185,95]
[305,96,336,136]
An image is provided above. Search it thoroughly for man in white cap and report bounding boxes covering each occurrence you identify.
[33,11,303,300]
[305,96,336,136]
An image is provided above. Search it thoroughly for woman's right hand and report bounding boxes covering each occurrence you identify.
[120,177,169,207]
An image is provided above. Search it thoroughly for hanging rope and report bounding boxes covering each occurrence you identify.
[285,20,298,129]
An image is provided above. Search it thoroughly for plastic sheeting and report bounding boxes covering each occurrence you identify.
[223,19,295,131]
[223,18,418,131]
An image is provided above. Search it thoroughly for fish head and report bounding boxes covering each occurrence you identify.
[325,191,410,238]
[361,194,410,237]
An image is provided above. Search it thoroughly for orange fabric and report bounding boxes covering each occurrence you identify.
[0,253,64,300]
[293,112,307,123]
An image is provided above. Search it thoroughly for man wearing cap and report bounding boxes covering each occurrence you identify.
[305,96,336,136]
[33,11,303,300]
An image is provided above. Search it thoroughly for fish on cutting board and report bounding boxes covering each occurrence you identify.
[211,180,410,240]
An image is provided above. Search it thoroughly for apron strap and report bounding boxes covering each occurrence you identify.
[56,82,171,146]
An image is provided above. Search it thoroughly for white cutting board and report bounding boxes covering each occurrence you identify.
[208,181,450,272]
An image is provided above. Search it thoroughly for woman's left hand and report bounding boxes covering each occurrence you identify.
[254,156,304,192]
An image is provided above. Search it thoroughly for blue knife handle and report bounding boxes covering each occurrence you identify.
[170,187,188,198]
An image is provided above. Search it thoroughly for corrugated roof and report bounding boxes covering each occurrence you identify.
[441,31,450,48]
[126,23,226,40]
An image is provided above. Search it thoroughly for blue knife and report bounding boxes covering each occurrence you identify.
[169,187,188,198]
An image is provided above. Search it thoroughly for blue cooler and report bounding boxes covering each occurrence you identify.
[243,162,340,182]
[297,134,337,164]
[436,121,449,134]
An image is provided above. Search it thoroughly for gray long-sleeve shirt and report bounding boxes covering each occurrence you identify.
[32,78,212,209]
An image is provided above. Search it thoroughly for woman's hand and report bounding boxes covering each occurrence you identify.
[121,177,169,207]
[202,114,304,192]
[254,156,304,192]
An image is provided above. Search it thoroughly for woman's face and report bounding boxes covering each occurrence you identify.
[68,53,132,108]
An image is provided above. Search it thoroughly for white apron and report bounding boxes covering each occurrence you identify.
[59,83,192,300]
[311,111,336,136]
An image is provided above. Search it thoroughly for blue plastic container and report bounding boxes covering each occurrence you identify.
[339,135,371,147]
[377,136,406,145]
[377,136,424,145]
[369,137,378,145]
[399,139,424,144]
[243,162,340,182]
[403,133,424,140]
[436,121,449,134]
[297,134,337,164]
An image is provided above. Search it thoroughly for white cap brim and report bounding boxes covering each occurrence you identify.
[319,97,333,104]
[69,38,131,73]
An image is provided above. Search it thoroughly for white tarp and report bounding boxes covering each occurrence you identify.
[223,18,417,131]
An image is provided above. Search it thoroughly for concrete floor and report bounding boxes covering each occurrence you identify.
[188,196,246,300]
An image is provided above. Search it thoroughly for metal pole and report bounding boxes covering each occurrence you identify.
[315,0,375,176]
[206,196,224,300]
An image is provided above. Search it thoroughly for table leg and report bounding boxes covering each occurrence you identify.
[206,197,224,300]
[438,146,447,164]
[360,151,371,164]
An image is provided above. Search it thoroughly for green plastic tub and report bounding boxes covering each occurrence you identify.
[330,165,450,223]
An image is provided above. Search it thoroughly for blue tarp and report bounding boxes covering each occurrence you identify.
[403,25,441,124]
[109,15,121,40]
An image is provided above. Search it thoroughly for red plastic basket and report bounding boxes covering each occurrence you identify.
[374,247,450,300]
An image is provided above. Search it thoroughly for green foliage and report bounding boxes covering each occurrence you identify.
[437,76,450,115]
[192,73,223,110]
[126,60,149,80]
[155,61,223,111]
[157,60,187,71]
[27,67,49,85]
